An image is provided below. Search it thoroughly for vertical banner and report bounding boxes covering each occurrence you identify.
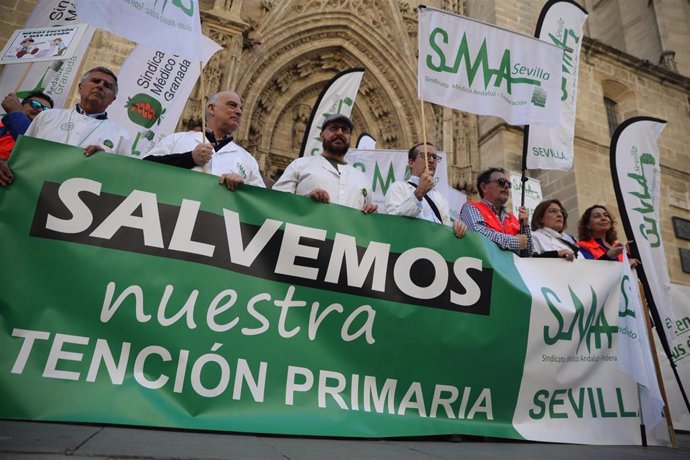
[0,0,94,109]
[418,6,563,126]
[609,117,676,347]
[510,171,542,221]
[525,0,588,171]
[74,0,204,61]
[108,37,221,157]
[617,254,664,432]
[657,283,690,431]
[299,68,364,157]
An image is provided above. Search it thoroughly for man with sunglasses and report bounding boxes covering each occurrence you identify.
[0,91,53,160]
[385,142,466,237]
[273,114,377,213]
[459,167,532,256]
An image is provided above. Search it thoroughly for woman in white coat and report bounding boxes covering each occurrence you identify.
[530,199,583,261]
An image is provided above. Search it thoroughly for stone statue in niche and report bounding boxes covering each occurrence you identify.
[291,104,310,151]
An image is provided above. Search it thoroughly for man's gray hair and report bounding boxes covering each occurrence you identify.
[80,67,118,96]
[205,91,239,120]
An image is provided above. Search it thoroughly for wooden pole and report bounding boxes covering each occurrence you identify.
[638,281,678,448]
[419,97,429,174]
[198,61,210,174]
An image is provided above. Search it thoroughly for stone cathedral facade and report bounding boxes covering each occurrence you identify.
[3,0,690,283]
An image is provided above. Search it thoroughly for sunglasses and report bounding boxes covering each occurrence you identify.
[25,99,50,111]
[488,178,511,188]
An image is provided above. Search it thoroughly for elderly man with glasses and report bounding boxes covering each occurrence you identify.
[0,91,53,160]
[273,114,377,213]
[459,167,532,256]
[385,142,466,238]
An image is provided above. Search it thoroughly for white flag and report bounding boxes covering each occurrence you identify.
[617,254,665,430]
[0,0,94,109]
[75,0,204,61]
[418,6,562,126]
[525,0,588,171]
[300,68,364,157]
[611,117,676,347]
[108,36,221,157]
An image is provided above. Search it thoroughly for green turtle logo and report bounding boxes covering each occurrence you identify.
[125,93,166,128]
[103,139,114,148]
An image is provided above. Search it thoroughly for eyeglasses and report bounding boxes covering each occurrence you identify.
[417,153,442,162]
[488,178,511,188]
[25,99,50,111]
[325,124,352,134]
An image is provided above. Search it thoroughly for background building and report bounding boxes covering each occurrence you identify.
[2,0,689,284]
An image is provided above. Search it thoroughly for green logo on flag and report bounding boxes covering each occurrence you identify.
[531,87,547,107]
[125,93,166,128]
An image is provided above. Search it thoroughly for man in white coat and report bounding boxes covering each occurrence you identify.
[385,142,466,237]
[1,67,132,187]
[272,114,377,213]
[25,67,132,157]
[143,91,264,191]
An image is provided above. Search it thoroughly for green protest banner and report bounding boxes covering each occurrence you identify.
[0,137,668,445]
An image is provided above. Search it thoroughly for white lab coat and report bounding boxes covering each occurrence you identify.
[144,131,265,187]
[272,154,372,210]
[25,108,133,156]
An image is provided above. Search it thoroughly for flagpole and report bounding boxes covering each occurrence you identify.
[420,97,429,174]
[199,60,209,174]
[638,281,678,448]
[636,383,647,446]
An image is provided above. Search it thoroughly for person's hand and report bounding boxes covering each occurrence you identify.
[629,258,641,268]
[1,93,22,113]
[0,160,14,186]
[83,144,105,156]
[607,242,625,259]
[219,173,244,191]
[453,220,467,238]
[361,203,378,214]
[557,249,575,261]
[518,206,529,225]
[414,172,434,199]
[308,188,330,203]
[517,234,528,250]
[192,143,214,166]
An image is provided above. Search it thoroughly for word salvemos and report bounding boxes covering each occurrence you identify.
[32,178,492,314]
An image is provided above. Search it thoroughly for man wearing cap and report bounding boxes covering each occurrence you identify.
[143,90,264,191]
[385,142,467,238]
[272,114,377,213]
[1,91,54,160]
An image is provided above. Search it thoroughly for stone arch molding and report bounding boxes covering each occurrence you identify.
[235,1,424,173]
